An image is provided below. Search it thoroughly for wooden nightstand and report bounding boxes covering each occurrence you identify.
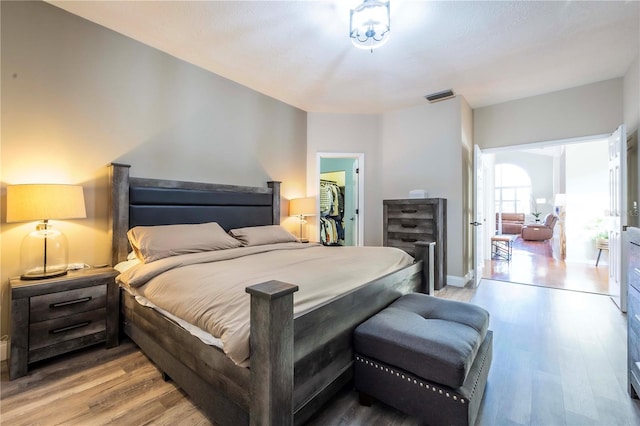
[9,268,119,380]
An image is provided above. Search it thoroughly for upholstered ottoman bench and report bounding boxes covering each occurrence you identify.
[354,293,492,426]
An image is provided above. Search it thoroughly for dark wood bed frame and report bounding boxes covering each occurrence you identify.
[108,163,434,425]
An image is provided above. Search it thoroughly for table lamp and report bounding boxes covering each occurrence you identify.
[7,184,87,280]
[289,197,316,243]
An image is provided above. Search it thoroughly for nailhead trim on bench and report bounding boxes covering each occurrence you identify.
[355,355,467,404]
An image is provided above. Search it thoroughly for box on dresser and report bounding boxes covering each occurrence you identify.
[383,198,447,290]
[627,226,640,399]
[9,267,119,380]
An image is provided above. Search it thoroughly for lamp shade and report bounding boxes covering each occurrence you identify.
[290,197,316,217]
[7,184,86,222]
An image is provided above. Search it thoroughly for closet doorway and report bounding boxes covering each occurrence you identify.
[317,153,364,246]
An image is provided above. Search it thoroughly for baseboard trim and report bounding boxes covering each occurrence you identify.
[447,273,472,288]
[1,340,7,362]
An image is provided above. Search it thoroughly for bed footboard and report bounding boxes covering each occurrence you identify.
[246,281,299,426]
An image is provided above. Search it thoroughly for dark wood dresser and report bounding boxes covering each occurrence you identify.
[9,268,119,379]
[627,227,640,399]
[383,198,447,290]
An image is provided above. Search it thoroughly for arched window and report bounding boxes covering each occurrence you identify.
[495,163,532,214]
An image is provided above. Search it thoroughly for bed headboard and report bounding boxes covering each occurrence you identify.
[108,163,281,266]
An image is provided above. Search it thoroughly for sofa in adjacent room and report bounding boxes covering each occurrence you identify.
[521,214,558,241]
[496,213,525,234]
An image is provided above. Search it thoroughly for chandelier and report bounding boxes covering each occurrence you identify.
[349,0,391,51]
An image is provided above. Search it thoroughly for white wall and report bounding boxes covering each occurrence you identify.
[475,79,624,149]
[1,1,307,337]
[493,151,556,219]
[565,141,609,263]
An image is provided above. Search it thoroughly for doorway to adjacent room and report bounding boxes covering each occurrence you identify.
[476,130,636,297]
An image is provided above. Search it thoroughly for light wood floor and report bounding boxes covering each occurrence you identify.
[484,236,610,295]
[2,280,639,425]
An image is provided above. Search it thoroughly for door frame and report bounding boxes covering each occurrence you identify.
[607,124,628,311]
[316,152,365,246]
[473,145,485,287]
[476,132,612,283]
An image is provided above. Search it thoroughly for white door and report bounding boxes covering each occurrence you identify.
[608,125,627,311]
[472,145,485,287]
[351,160,360,246]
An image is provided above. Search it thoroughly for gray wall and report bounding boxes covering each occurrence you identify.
[308,97,471,285]
[1,1,307,337]
[474,78,624,149]
[306,113,381,245]
[624,56,639,136]
[381,97,469,283]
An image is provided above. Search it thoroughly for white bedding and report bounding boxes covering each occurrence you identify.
[116,243,414,367]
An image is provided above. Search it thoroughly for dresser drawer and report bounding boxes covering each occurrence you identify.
[632,360,640,395]
[30,285,107,323]
[387,234,433,254]
[630,325,639,369]
[386,219,435,235]
[29,308,106,351]
[629,239,640,293]
[385,203,435,220]
[629,287,640,340]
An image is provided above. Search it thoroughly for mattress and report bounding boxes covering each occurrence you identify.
[116,242,414,367]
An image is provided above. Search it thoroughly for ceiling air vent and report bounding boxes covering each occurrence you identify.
[424,89,455,103]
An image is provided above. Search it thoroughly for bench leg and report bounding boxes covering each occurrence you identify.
[359,392,373,407]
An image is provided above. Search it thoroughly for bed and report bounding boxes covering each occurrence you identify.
[108,163,434,425]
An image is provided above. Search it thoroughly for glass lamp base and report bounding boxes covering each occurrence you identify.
[20,269,68,281]
[20,221,69,281]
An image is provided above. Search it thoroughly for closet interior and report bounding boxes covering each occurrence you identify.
[320,172,345,246]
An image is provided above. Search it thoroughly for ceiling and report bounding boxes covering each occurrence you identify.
[48,0,639,114]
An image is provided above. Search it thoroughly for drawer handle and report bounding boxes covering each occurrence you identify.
[401,209,418,214]
[401,224,417,228]
[50,297,92,309]
[50,321,91,334]
[401,238,418,243]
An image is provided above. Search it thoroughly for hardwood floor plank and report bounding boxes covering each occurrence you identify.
[2,280,640,426]
[531,370,566,426]
[483,236,609,295]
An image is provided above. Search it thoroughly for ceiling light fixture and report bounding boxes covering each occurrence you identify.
[349,0,391,52]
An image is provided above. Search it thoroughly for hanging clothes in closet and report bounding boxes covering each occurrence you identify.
[319,180,345,245]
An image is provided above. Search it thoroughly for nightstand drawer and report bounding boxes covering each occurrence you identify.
[30,285,107,323]
[29,308,106,350]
